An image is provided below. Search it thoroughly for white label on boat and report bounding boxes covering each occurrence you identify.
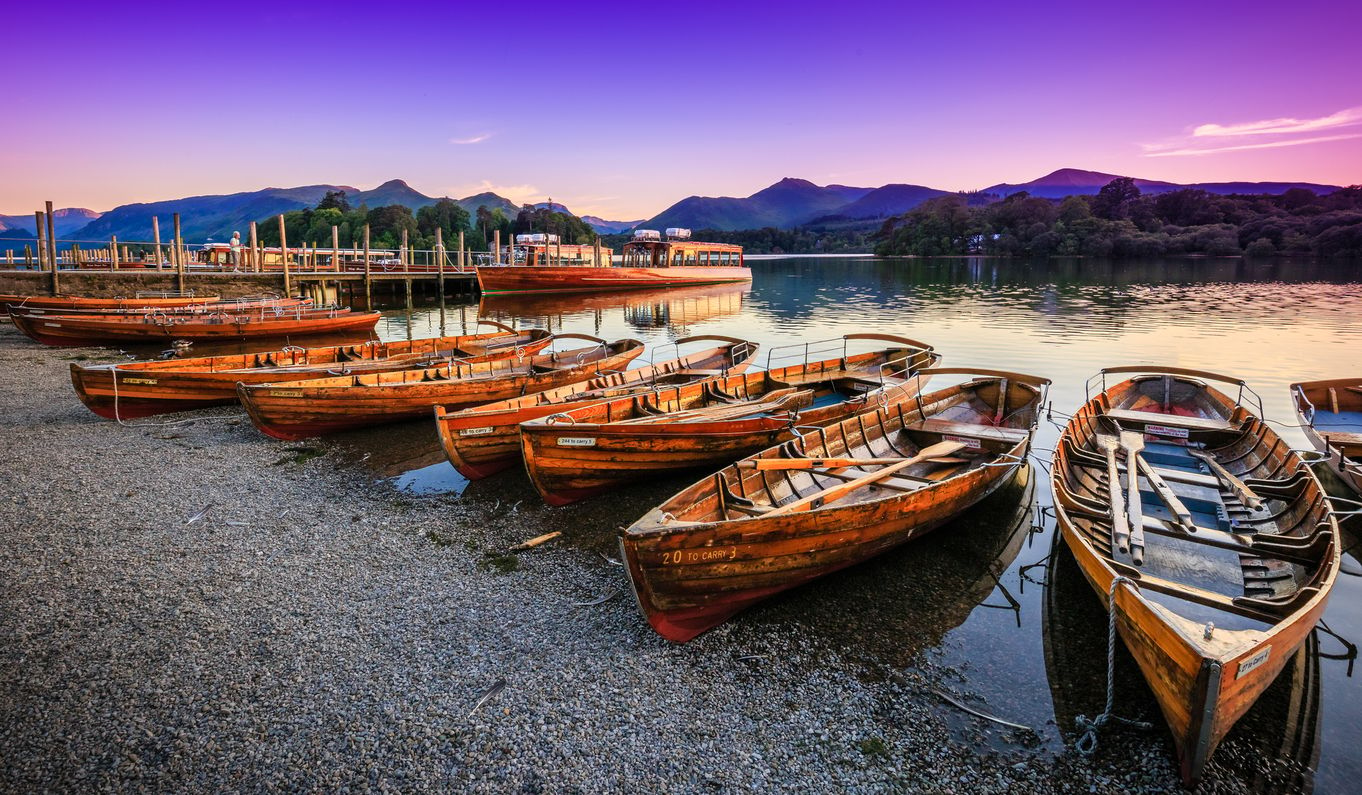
[1146,424,1190,439]
[557,437,597,447]
[270,389,303,398]
[44,322,61,328]
[123,378,157,385]
[943,434,982,449]
[1237,646,1270,679]
[459,426,495,437]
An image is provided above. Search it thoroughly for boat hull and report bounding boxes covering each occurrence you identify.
[0,294,221,311]
[476,265,752,294]
[11,309,379,346]
[1051,367,1339,785]
[1291,377,1362,496]
[70,330,552,420]
[625,462,1021,642]
[239,343,646,440]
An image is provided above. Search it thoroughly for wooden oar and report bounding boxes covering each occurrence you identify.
[746,454,968,471]
[1118,430,1147,565]
[1121,430,1195,530]
[762,441,967,517]
[1188,448,1264,510]
[1095,434,1131,557]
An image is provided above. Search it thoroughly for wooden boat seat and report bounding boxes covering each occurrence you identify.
[905,418,1028,445]
[1105,408,1237,432]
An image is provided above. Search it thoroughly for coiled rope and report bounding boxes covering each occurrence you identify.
[1074,575,1152,755]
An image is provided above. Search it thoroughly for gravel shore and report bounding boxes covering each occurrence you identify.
[0,324,1231,793]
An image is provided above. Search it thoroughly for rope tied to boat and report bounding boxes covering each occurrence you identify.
[1074,575,1152,756]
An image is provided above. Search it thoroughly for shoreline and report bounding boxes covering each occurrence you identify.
[0,323,1205,792]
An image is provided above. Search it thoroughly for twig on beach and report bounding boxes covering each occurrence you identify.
[930,688,1032,732]
[510,531,561,551]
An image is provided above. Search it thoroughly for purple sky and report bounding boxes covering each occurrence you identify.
[3,0,1360,219]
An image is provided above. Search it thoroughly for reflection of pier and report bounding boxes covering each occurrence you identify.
[477,282,750,334]
[1042,538,1323,791]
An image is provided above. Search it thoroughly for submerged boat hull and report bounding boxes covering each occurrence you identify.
[476,264,752,294]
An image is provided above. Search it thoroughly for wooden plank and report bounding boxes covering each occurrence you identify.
[763,441,965,517]
[905,417,1027,444]
[1106,408,1236,432]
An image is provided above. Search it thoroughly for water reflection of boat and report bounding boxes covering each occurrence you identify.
[1042,538,1323,793]
[478,282,750,332]
[771,463,1038,663]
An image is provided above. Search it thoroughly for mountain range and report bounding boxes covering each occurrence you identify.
[0,169,1345,245]
[635,168,1344,231]
[0,207,102,238]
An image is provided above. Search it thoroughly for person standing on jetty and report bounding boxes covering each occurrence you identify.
[229,231,242,270]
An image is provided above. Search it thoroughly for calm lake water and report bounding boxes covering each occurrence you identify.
[357,256,1360,792]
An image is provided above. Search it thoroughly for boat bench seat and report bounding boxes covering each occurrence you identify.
[1105,408,1237,432]
[905,418,1028,445]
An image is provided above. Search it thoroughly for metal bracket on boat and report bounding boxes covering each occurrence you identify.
[1324,494,1362,518]
[1295,448,1330,464]
[1293,386,1317,425]
[545,413,575,425]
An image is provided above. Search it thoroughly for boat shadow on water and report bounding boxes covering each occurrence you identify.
[1043,536,1324,793]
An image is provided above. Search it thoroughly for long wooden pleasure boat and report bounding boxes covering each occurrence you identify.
[1051,366,1340,785]
[0,293,222,311]
[6,295,307,317]
[434,336,760,479]
[476,228,750,294]
[10,305,379,346]
[70,322,553,420]
[1291,377,1362,496]
[619,368,1049,642]
[238,334,646,440]
[519,335,939,505]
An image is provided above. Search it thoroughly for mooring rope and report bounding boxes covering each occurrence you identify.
[109,367,232,428]
[1074,575,1152,755]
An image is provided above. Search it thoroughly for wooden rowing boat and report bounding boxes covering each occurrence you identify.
[619,367,1049,642]
[519,334,939,505]
[1051,366,1340,785]
[0,293,222,311]
[9,305,380,346]
[70,322,553,420]
[6,295,308,317]
[1291,377,1362,496]
[238,334,646,440]
[433,336,760,479]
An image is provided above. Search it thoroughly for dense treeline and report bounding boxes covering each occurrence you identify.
[253,191,597,252]
[874,179,1362,258]
[601,221,875,254]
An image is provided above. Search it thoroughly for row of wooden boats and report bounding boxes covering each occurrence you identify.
[30,316,1359,785]
[3,293,381,346]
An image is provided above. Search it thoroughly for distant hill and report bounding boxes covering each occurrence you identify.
[63,181,527,243]
[581,216,641,234]
[0,207,102,239]
[832,184,950,219]
[983,168,1341,199]
[457,192,522,218]
[643,178,873,231]
[348,179,436,210]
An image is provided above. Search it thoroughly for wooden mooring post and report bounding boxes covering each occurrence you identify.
[173,212,185,294]
[248,221,259,272]
[278,214,291,297]
[152,216,163,267]
[363,224,372,309]
[493,230,501,265]
[45,202,58,295]
[110,236,119,270]
[435,227,446,301]
[34,211,46,271]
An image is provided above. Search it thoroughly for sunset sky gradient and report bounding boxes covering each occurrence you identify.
[3,0,1360,218]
